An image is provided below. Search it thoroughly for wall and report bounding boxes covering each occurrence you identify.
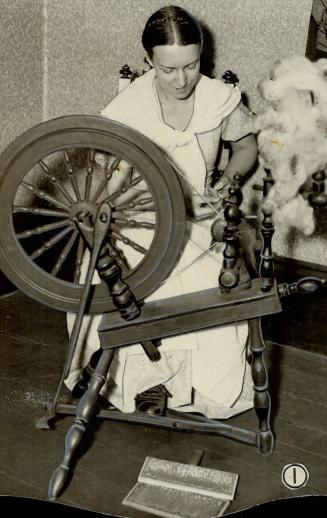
[0,0,44,152]
[44,0,312,118]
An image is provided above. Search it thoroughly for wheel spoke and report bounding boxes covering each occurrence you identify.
[105,173,143,203]
[106,241,129,271]
[51,229,79,276]
[113,216,155,229]
[84,149,95,201]
[91,156,121,203]
[21,181,70,211]
[38,160,75,204]
[63,150,82,201]
[13,206,68,217]
[111,225,147,255]
[30,226,74,260]
[114,195,154,211]
[129,175,145,187]
[16,219,71,239]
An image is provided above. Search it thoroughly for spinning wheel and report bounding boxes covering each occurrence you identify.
[1,114,323,502]
[0,115,186,313]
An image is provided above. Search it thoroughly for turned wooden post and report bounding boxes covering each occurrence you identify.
[308,170,327,207]
[49,349,115,499]
[118,64,133,92]
[71,348,103,399]
[259,168,275,291]
[259,207,275,292]
[96,243,140,321]
[248,318,274,455]
[218,175,243,291]
[250,168,274,453]
[263,168,274,198]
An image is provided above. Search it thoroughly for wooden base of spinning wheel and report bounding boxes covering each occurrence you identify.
[48,285,280,500]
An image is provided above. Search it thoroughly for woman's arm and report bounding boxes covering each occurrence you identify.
[191,134,258,220]
[217,133,258,189]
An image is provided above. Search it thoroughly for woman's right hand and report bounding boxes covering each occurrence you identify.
[190,192,224,221]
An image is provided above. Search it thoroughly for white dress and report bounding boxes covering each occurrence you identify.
[65,70,255,419]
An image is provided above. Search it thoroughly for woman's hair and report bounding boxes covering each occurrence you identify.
[142,5,203,59]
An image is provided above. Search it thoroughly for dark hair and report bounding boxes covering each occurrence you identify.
[142,5,203,59]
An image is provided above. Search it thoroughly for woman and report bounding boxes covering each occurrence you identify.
[65,5,258,419]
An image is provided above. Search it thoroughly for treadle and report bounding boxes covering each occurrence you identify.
[98,278,282,349]
[135,384,172,415]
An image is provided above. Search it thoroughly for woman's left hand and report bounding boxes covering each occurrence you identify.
[211,177,232,202]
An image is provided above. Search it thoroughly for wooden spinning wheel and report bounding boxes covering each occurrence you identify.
[0,115,186,313]
[1,114,324,501]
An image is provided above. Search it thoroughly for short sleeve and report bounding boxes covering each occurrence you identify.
[221,101,254,142]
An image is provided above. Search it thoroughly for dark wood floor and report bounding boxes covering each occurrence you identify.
[0,290,326,517]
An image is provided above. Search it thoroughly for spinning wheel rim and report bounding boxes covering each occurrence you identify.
[0,115,186,313]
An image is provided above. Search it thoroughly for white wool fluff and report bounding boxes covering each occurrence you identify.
[255,55,327,236]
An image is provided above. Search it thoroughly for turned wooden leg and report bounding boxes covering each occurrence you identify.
[71,348,103,399]
[248,318,274,455]
[48,348,114,499]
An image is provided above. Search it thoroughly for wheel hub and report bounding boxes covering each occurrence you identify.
[69,201,98,223]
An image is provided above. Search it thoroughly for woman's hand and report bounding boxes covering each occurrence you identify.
[190,191,225,221]
[212,176,232,202]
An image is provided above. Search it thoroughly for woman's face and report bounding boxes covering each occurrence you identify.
[149,43,201,101]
